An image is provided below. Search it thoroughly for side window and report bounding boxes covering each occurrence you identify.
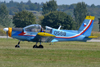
[45,26,52,34]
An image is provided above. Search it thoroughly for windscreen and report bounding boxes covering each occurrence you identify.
[25,24,41,32]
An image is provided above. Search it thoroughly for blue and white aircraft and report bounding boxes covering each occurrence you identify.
[3,16,97,48]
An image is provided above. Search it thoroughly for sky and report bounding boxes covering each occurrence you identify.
[0,0,100,5]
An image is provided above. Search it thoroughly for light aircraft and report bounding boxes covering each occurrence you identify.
[3,16,97,48]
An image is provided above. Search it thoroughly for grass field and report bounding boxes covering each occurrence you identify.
[0,38,100,67]
[92,22,99,32]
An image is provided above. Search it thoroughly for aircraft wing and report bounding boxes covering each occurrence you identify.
[32,32,55,42]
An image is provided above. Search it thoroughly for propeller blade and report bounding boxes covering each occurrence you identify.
[3,28,8,39]
[6,31,8,39]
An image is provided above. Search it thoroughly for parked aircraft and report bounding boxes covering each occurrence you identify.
[3,16,97,48]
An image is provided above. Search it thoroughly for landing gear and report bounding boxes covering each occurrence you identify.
[38,45,43,48]
[39,42,43,48]
[33,45,38,48]
[33,42,44,48]
[15,41,20,48]
[14,41,43,48]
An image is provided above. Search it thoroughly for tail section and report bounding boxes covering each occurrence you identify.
[78,16,95,37]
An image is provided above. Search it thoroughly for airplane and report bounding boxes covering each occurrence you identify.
[3,16,97,48]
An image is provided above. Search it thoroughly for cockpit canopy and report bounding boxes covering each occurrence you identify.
[24,24,54,33]
[45,26,53,34]
[24,24,42,32]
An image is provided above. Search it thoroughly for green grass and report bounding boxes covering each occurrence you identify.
[0,38,100,67]
[91,31,100,39]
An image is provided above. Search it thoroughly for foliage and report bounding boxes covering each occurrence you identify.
[42,0,57,15]
[57,4,76,17]
[0,28,6,36]
[13,10,36,27]
[0,4,14,27]
[0,0,42,15]
[0,1,100,31]
[37,15,44,24]
[39,16,44,21]
[16,3,26,11]
[0,1,100,21]
[74,2,87,29]
[0,1,100,22]
[41,11,75,30]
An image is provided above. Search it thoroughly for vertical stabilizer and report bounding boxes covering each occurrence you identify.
[78,16,95,37]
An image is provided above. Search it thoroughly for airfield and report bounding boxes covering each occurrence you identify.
[0,38,100,67]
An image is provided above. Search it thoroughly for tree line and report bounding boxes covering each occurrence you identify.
[0,0,42,15]
[0,0,99,18]
[0,0,93,30]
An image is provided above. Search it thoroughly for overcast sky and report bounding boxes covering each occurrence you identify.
[0,0,100,5]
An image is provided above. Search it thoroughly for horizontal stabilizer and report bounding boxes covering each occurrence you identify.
[88,36,98,38]
[85,16,95,20]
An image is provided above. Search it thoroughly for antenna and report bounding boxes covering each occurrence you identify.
[58,25,61,30]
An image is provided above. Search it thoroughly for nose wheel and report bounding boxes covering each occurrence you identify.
[15,45,20,48]
[15,41,20,48]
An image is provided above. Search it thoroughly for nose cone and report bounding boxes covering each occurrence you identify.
[3,27,12,37]
[3,28,8,32]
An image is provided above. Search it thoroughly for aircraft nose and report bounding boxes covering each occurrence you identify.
[3,27,12,37]
[3,28,8,32]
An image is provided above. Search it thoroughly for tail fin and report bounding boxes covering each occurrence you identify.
[78,16,95,37]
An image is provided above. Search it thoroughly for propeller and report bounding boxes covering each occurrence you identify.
[3,28,9,39]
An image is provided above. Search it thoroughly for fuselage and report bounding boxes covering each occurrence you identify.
[4,16,95,43]
[11,28,91,42]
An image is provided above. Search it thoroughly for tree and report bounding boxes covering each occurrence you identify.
[13,10,36,27]
[0,4,14,27]
[42,0,57,15]
[41,11,75,30]
[74,2,87,29]
[17,3,26,11]
[91,4,95,8]
[26,0,32,5]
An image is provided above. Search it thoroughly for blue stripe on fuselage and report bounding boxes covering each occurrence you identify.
[11,31,35,41]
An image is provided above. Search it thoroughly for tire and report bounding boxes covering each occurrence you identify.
[15,45,20,48]
[39,45,43,48]
[33,45,37,48]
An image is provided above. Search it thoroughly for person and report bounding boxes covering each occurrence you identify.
[40,27,45,32]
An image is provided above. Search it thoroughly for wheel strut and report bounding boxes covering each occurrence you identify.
[15,41,20,48]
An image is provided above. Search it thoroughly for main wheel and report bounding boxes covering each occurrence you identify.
[39,45,43,48]
[33,45,38,48]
